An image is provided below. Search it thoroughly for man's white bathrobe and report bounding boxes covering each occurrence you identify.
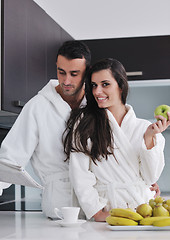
[69,105,165,219]
[0,80,86,218]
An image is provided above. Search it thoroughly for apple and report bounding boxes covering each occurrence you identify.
[154,104,170,120]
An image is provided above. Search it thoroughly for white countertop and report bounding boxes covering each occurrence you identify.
[1,211,170,240]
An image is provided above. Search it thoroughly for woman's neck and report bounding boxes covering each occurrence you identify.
[108,104,127,126]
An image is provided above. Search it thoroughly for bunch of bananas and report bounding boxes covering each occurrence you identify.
[106,196,170,227]
[106,208,143,226]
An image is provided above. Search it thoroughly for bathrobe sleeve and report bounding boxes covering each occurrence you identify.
[121,106,165,186]
[69,151,107,219]
[0,98,39,177]
[139,131,165,185]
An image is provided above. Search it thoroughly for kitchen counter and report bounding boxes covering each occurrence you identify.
[0,211,170,240]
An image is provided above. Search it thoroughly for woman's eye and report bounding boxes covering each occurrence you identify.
[91,83,97,88]
[103,83,109,87]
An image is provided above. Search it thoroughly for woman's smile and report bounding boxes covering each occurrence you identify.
[96,96,108,102]
[92,69,123,111]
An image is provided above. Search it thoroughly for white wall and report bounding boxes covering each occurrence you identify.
[33,0,170,40]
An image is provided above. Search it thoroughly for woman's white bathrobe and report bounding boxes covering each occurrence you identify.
[69,105,165,219]
[0,80,86,218]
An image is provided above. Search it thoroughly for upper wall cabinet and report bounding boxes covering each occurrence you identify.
[1,0,73,113]
[84,36,170,81]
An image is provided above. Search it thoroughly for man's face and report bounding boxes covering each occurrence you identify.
[56,55,86,96]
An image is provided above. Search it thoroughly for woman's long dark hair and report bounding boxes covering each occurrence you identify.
[63,58,129,164]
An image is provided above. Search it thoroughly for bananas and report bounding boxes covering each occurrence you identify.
[153,218,170,227]
[109,208,143,221]
[140,216,170,225]
[106,216,138,226]
[106,197,170,227]
[106,206,170,227]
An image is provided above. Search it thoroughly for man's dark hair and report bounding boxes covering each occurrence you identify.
[57,40,91,67]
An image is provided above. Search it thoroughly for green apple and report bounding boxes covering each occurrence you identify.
[154,104,170,120]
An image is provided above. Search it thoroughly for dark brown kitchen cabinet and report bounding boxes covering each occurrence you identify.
[46,19,61,84]
[83,36,170,81]
[26,1,47,101]
[2,0,27,113]
[1,0,73,113]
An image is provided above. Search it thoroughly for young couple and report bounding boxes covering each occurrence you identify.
[0,41,169,221]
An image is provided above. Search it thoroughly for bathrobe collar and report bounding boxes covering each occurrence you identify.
[38,79,86,121]
[106,104,137,141]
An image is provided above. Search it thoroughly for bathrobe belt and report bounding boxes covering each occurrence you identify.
[96,180,149,208]
[43,171,70,186]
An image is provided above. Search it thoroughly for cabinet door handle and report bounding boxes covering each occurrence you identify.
[126,71,143,76]
[14,100,26,108]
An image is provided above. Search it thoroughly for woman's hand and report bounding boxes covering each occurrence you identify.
[93,209,110,222]
[144,112,170,149]
[150,182,160,197]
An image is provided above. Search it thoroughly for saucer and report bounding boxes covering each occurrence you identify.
[55,219,86,227]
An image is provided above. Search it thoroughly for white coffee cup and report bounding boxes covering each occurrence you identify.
[54,207,80,223]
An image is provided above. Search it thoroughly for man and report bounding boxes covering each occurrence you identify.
[0,40,159,218]
[0,41,90,218]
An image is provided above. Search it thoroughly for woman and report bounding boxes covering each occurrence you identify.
[64,58,170,222]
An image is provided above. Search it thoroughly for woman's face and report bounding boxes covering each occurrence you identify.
[91,69,122,110]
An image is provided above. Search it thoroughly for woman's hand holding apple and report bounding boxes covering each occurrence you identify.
[144,112,170,150]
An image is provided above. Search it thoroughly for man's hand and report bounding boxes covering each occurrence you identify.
[150,182,160,197]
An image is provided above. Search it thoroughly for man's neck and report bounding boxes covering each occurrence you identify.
[55,86,85,109]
